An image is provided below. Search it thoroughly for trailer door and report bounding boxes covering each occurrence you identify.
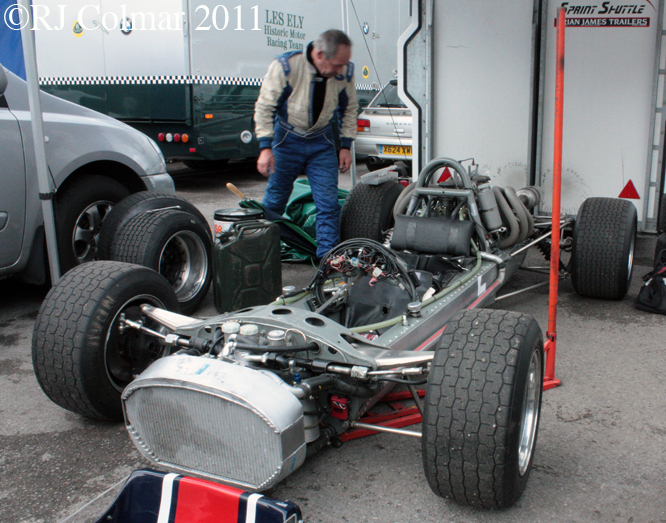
[539,0,660,227]
[426,1,538,189]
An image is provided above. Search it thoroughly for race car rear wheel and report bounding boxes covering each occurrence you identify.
[570,197,637,300]
[97,191,210,260]
[340,181,405,243]
[422,309,544,509]
[109,208,212,314]
[32,261,180,421]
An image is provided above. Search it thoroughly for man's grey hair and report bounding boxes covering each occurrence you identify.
[314,29,352,59]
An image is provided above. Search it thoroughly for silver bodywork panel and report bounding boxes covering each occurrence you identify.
[123,355,306,491]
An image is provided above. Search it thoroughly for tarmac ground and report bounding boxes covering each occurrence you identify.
[1,160,664,523]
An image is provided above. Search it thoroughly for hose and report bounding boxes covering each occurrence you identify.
[233,341,319,353]
[270,290,311,306]
[393,182,415,218]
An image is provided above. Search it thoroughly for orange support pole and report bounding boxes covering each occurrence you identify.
[543,7,565,390]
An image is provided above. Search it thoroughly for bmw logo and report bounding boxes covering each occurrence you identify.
[120,17,132,34]
[363,22,369,34]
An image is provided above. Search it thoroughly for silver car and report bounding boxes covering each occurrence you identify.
[0,64,173,284]
[355,79,412,171]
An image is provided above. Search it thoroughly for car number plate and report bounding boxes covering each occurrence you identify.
[380,145,412,156]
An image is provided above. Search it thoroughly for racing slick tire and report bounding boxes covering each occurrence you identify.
[570,197,637,300]
[55,174,131,272]
[340,181,405,242]
[97,191,211,260]
[422,309,544,509]
[32,261,180,421]
[109,208,212,315]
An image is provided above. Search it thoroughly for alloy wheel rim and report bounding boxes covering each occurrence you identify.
[518,349,542,476]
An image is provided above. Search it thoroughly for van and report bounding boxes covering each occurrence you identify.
[0,64,174,284]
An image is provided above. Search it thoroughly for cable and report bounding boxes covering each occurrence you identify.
[382,377,428,385]
[310,238,419,311]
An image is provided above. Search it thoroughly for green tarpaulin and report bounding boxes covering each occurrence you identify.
[240,179,348,262]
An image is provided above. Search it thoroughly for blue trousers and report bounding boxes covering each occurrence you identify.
[262,123,340,258]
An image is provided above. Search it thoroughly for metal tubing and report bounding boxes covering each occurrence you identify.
[479,252,505,266]
[495,281,550,302]
[544,8,566,390]
[408,385,424,418]
[509,218,573,258]
[493,187,520,248]
[350,421,422,438]
[19,0,61,283]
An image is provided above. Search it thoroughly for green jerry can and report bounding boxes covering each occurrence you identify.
[212,210,282,313]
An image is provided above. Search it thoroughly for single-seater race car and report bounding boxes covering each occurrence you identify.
[32,157,636,509]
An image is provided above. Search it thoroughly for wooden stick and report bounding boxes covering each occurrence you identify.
[226,182,246,199]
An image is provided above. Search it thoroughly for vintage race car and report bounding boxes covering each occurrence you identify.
[32,158,637,510]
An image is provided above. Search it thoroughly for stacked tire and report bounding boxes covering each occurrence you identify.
[98,192,213,315]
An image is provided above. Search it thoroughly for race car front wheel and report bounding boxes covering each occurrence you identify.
[32,261,180,421]
[422,309,544,509]
[570,197,637,300]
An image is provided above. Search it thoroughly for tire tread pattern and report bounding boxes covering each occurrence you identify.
[31,261,163,419]
[110,210,212,314]
[571,197,636,300]
[422,309,540,509]
[98,191,210,260]
[340,182,404,241]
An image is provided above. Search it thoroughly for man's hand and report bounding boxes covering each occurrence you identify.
[257,149,275,178]
[339,148,353,173]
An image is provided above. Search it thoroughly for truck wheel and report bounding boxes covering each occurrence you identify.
[31,261,180,421]
[110,209,212,314]
[55,175,131,272]
[340,181,404,242]
[422,309,544,509]
[97,191,211,260]
[570,197,637,300]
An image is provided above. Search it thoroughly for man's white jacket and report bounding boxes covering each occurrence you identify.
[254,48,358,150]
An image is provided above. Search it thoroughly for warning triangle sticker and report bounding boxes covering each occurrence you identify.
[438,167,452,183]
[619,180,640,199]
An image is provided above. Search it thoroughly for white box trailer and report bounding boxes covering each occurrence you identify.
[400,0,664,231]
[32,0,409,165]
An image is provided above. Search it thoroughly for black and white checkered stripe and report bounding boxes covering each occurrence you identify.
[356,82,378,91]
[40,75,378,91]
[38,75,262,86]
[192,76,263,86]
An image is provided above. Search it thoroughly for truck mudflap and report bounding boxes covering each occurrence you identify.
[94,469,303,523]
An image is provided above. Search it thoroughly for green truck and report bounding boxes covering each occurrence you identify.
[34,0,410,167]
